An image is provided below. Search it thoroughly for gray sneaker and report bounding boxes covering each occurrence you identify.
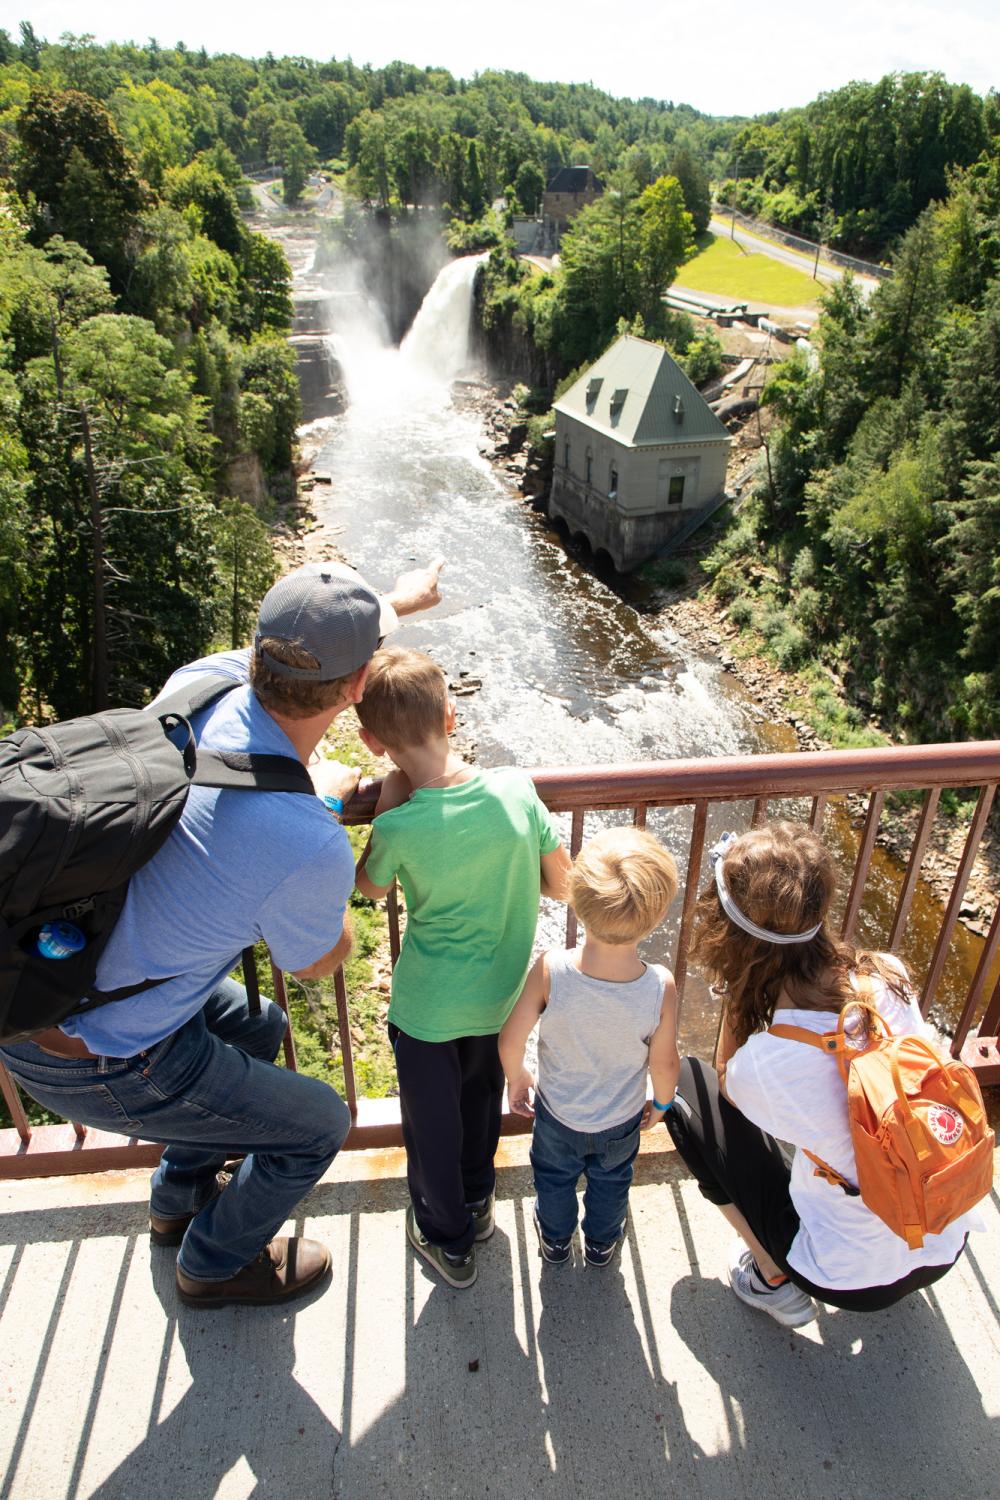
[406,1205,477,1289]
[728,1244,817,1328]
[468,1193,495,1242]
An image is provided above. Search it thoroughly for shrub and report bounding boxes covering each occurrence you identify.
[711,572,739,603]
[792,585,824,632]
[728,596,754,628]
[682,330,724,386]
[647,557,688,589]
[526,410,554,460]
[790,547,818,589]
[771,623,809,670]
[703,512,758,575]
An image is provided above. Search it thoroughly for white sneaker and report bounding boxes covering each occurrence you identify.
[728,1244,817,1328]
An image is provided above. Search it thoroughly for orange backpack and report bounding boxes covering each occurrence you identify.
[769,1000,995,1250]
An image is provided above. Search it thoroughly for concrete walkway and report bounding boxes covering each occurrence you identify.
[1,1137,997,1499]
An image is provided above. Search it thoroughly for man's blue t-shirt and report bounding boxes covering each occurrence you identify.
[60,650,354,1056]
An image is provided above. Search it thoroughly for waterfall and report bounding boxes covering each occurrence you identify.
[399,254,486,382]
[324,253,484,411]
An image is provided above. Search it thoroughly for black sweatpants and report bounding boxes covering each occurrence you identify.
[389,1024,504,1256]
[666,1056,963,1313]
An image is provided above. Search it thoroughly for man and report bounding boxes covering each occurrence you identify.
[0,557,444,1309]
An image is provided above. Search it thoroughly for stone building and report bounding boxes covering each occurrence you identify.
[542,166,603,232]
[549,334,731,571]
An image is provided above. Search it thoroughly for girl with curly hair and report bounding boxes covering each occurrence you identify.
[663,821,980,1327]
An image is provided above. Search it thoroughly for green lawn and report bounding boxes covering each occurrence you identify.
[674,232,823,308]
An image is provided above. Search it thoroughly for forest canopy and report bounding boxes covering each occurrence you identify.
[0,25,998,745]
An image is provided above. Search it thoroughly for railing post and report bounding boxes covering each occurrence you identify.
[921,784,996,1015]
[565,809,585,948]
[334,965,358,1119]
[674,801,708,1010]
[888,786,940,950]
[270,961,299,1072]
[841,789,885,941]
[0,1063,31,1145]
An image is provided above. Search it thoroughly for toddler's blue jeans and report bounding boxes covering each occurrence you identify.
[531,1096,643,1246]
[0,978,351,1282]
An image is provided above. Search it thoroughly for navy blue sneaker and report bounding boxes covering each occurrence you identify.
[533,1205,572,1265]
[583,1221,626,1268]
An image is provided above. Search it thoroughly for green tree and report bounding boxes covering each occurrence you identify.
[111,79,194,188]
[271,118,316,205]
[668,147,711,234]
[212,497,278,648]
[0,371,29,712]
[636,174,695,316]
[165,158,244,255]
[15,89,147,289]
[237,336,300,473]
[234,234,293,338]
[26,313,217,711]
[514,158,545,216]
[18,22,41,71]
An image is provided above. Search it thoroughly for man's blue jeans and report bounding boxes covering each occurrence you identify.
[0,979,351,1281]
[530,1096,643,1246]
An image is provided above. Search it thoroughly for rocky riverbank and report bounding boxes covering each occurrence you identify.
[466,378,999,945]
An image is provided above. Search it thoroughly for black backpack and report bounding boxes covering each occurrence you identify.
[0,673,314,1044]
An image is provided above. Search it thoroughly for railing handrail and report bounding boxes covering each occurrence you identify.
[344,741,1000,825]
[526,742,1000,809]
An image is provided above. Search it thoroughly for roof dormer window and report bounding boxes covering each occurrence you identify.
[609,388,628,423]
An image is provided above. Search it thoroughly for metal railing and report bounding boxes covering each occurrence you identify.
[2,741,999,1178]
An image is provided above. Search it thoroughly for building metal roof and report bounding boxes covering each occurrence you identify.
[545,165,603,195]
[553,334,731,447]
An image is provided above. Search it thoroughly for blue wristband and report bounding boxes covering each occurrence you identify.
[651,1096,674,1112]
[322,794,345,817]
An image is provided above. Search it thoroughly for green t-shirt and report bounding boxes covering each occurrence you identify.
[365,767,561,1042]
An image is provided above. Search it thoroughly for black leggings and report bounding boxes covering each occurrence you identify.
[665,1057,963,1313]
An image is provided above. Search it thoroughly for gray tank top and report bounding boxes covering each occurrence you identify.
[536,949,667,1132]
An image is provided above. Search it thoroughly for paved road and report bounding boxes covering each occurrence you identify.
[708,215,880,296]
[249,175,340,217]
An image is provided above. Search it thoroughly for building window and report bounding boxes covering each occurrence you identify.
[668,475,685,505]
[564,442,570,470]
[609,467,618,498]
[585,450,592,484]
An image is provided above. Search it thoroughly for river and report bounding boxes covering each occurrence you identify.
[265,209,992,1061]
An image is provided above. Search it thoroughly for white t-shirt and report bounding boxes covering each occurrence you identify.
[725,975,983,1290]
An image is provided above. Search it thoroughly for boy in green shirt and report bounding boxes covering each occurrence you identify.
[355,647,570,1288]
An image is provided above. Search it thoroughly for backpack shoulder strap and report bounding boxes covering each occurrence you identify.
[151,670,315,796]
[768,1022,838,1050]
[767,1020,861,1195]
[192,749,314,795]
[151,669,243,723]
[800,1148,861,1196]
[768,1021,851,1080]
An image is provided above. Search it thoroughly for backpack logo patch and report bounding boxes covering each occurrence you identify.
[926,1104,963,1146]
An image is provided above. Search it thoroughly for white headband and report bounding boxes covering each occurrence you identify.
[710,833,822,946]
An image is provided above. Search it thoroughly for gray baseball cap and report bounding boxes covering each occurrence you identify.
[254,562,399,680]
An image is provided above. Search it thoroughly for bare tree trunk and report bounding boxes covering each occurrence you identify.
[231,533,241,649]
[81,406,109,711]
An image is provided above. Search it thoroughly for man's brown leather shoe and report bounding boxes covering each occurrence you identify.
[149,1171,232,1247]
[175,1237,331,1308]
